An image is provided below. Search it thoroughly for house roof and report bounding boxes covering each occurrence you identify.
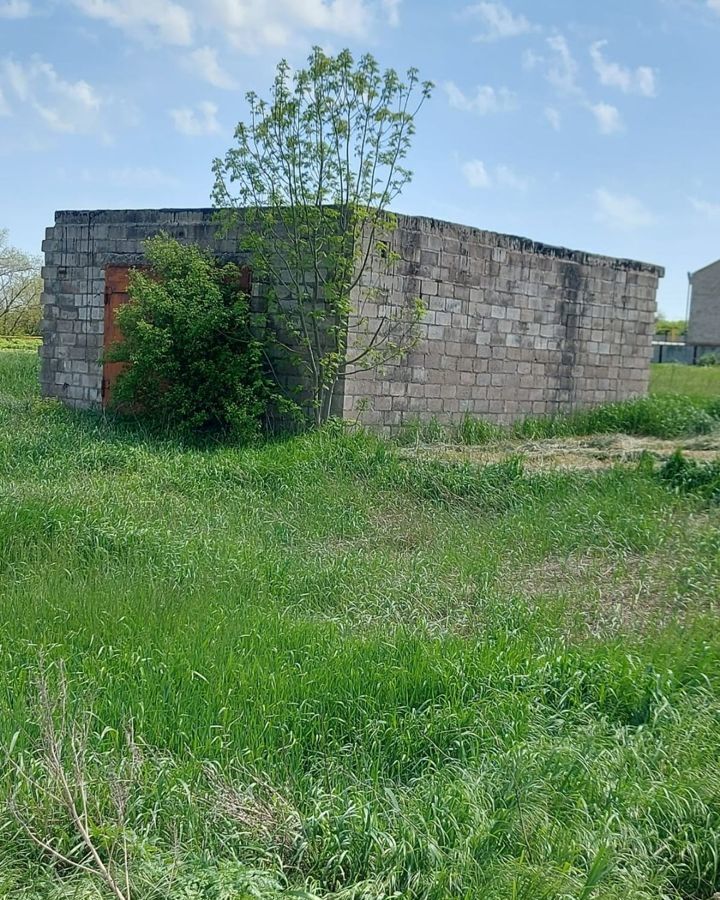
[691,258,720,280]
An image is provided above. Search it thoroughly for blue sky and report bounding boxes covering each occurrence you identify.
[1,0,719,317]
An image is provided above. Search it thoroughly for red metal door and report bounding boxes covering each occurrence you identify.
[102,265,132,409]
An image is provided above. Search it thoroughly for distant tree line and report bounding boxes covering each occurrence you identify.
[655,315,687,340]
[0,229,42,336]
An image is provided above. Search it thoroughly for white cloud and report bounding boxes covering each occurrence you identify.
[590,101,623,134]
[546,34,580,94]
[0,0,31,18]
[462,159,527,190]
[544,106,561,130]
[1,56,102,133]
[81,165,181,188]
[522,48,541,70]
[595,188,655,229]
[529,37,631,136]
[528,34,581,95]
[444,81,517,114]
[186,46,237,89]
[203,0,388,48]
[382,0,401,26]
[69,0,397,51]
[462,159,491,188]
[464,1,534,41]
[0,86,10,116]
[690,196,720,219]
[590,41,656,97]
[708,0,720,14]
[494,164,528,190]
[170,100,220,136]
[70,0,193,45]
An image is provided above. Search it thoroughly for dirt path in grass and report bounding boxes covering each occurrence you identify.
[400,433,720,472]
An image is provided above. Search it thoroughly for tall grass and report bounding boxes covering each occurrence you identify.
[512,393,720,441]
[398,393,720,447]
[1,350,720,898]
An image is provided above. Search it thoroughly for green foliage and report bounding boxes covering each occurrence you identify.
[659,450,720,500]
[0,348,40,404]
[0,228,42,336]
[0,334,41,350]
[395,415,449,446]
[698,352,719,367]
[654,316,686,337]
[2,354,720,899]
[108,235,272,440]
[454,414,505,445]
[213,48,432,425]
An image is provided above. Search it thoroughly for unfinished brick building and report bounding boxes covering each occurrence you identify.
[40,209,663,433]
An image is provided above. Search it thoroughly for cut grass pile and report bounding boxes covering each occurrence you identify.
[0,351,720,899]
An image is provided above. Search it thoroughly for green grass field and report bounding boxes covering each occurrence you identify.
[651,361,720,398]
[0,335,41,351]
[1,351,720,899]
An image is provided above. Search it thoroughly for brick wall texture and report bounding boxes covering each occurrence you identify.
[41,209,663,433]
[688,259,720,346]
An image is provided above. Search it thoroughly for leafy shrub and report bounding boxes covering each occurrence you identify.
[108,235,273,440]
[697,353,719,367]
[658,451,720,500]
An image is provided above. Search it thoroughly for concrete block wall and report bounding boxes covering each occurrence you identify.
[40,210,241,408]
[40,209,343,418]
[41,208,664,430]
[343,215,663,433]
[688,259,720,345]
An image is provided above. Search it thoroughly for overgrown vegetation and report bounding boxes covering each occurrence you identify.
[107,235,273,440]
[1,350,720,898]
[660,450,720,500]
[398,393,720,446]
[213,47,432,425]
[698,351,720,366]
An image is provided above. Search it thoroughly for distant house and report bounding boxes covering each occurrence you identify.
[688,258,720,346]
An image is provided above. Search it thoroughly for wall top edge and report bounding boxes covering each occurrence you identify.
[50,208,665,277]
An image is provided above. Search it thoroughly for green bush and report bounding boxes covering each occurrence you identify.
[108,235,273,440]
[697,353,719,367]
